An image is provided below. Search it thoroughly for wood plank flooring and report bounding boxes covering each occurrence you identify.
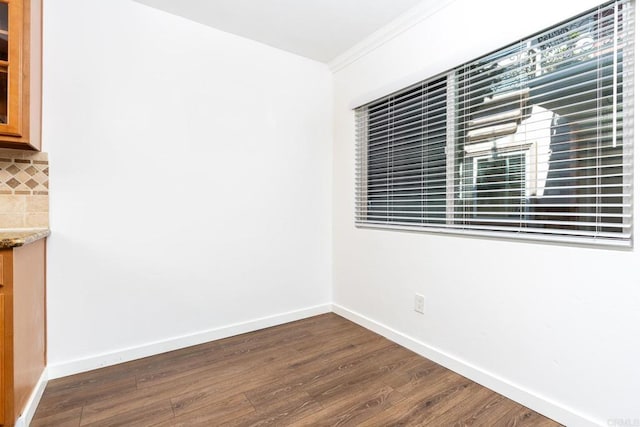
[32,314,562,426]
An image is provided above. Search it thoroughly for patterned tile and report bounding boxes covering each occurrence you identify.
[0,148,49,228]
[0,150,49,195]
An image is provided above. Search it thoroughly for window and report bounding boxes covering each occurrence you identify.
[359,77,448,225]
[355,0,634,246]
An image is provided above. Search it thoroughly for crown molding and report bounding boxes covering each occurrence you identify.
[328,0,458,73]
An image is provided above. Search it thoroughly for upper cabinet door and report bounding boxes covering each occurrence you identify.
[0,0,41,151]
[0,0,23,137]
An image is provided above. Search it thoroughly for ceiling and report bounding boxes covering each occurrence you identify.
[134,0,429,63]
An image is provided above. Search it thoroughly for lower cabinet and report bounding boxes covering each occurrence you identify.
[0,238,46,427]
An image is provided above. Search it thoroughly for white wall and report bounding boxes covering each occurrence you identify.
[333,1,640,426]
[43,0,332,374]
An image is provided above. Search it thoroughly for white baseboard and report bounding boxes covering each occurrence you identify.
[43,302,601,426]
[332,303,602,427]
[14,368,48,427]
[47,303,332,379]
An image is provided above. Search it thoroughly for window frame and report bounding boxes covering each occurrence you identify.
[354,0,634,248]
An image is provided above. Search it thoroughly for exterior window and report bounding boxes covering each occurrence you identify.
[360,77,447,225]
[355,0,634,246]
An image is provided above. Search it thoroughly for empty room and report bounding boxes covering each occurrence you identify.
[0,0,638,425]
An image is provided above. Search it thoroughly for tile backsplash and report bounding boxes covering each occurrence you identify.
[0,148,48,228]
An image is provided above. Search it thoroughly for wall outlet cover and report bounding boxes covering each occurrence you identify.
[414,293,425,314]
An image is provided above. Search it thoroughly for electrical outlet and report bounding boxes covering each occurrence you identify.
[414,293,425,314]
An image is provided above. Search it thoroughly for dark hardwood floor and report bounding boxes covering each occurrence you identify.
[32,313,561,426]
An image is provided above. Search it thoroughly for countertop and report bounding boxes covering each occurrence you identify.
[0,228,50,249]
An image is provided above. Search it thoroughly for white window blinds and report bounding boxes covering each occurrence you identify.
[356,77,448,225]
[355,0,634,246]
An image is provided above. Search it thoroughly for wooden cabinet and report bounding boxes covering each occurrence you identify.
[0,0,41,151]
[0,238,46,427]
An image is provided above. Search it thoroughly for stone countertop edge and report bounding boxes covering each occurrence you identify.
[0,228,50,249]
